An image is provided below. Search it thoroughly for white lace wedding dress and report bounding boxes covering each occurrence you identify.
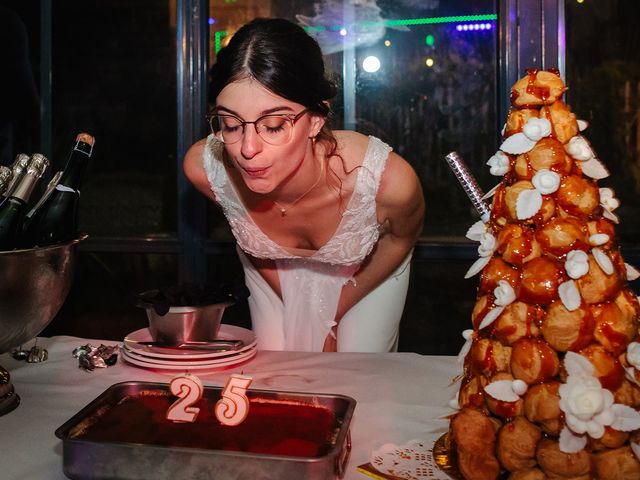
[203,134,411,352]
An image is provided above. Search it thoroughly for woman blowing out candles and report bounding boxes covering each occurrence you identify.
[184,18,425,352]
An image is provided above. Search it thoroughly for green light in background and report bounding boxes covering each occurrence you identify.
[215,31,228,55]
[384,14,496,28]
[425,34,435,46]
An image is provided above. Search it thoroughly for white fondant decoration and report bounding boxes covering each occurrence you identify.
[559,426,588,453]
[558,280,582,311]
[581,158,610,179]
[449,393,461,410]
[478,232,497,257]
[599,188,620,211]
[516,188,543,220]
[478,306,504,330]
[464,256,491,279]
[500,132,536,155]
[481,183,500,201]
[602,207,620,224]
[592,248,614,275]
[610,404,640,431]
[565,250,590,279]
[557,352,640,454]
[484,379,525,403]
[494,280,516,306]
[486,151,510,176]
[566,135,595,161]
[523,117,552,141]
[513,379,528,396]
[589,233,609,246]
[625,366,640,387]
[532,169,561,194]
[564,351,595,378]
[577,119,589,131]
[632,442,640,462]
[626,342,640,370]
[466,220,486,241]
[626,263,640,281]
[457,329,474,363]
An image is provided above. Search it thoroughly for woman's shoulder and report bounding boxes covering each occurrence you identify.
[333,130,377,169]
[183,136,216,201]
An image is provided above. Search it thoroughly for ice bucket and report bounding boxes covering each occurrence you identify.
[0,237,84,353]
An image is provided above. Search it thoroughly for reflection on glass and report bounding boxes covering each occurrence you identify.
[207,0,498,239]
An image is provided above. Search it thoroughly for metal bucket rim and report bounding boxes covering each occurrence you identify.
[0,234,88,256]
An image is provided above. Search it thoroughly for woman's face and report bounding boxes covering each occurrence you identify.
[214,77,323,195]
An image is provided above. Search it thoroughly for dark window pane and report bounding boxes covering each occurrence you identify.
[566,0,640,244]
[51,0,178,238]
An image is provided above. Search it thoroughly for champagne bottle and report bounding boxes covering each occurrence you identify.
[0,154,49,250]
[20,133,94,248]
[2,153,31,199]
[0,166,12,196]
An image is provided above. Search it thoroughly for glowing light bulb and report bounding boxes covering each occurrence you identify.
[362,55,381,73]
[384,40,391,47]
[339,28,348,36]
[425,57,434,67]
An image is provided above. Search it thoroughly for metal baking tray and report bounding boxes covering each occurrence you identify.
[55,381,356,480]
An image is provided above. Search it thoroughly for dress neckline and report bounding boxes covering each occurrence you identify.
[220,138,378,259]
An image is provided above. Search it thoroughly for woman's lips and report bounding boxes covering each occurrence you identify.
[242,166,270,177]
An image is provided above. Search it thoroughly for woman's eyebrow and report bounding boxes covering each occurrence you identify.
[214,105,295,116]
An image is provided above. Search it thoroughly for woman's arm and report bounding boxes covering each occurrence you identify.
[183,138,216,202]
[324,151,425,349]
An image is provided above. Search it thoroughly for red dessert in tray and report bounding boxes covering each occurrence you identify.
[55,381,356,480]
[74,390,338,457]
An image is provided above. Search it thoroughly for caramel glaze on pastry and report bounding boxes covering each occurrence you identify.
[448,68,640,480]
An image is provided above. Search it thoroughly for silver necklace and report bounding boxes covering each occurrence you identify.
[272,161,324,217]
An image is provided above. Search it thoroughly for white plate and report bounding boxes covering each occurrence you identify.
[121,344,256,367]
[123,324,257,360]
[120,347,257,372]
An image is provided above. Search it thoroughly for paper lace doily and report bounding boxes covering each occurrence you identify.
[370,439,451,480]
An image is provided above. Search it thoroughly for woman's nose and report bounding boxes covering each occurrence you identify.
[240,126,263,159]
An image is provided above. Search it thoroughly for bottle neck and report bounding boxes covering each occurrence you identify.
[10,171,41,203]
[58,140,92,188]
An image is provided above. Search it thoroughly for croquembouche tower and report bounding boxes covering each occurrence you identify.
[446,69,640,480]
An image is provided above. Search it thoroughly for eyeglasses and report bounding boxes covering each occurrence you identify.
[208,109,310,145]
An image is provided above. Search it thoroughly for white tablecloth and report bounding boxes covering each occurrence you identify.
[0,335,459,480]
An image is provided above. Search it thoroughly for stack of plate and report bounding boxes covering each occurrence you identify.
[120,324,257,373]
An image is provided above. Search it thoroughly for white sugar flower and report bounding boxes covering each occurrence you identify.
[558,352,640,453]
[494,280,516,306]
[486,151,510,176]
[523,117,552,141]
[560,376,614,437]
[565,250,590,279]
[478,232,497,257]
[532,169,561,195]
[500,117,552,155]
[627,343,640,370]
[599,188,620,211]
[566,135,595,161]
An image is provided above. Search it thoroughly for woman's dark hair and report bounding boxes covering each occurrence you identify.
[209,18,337,117]
[210,18,352,203]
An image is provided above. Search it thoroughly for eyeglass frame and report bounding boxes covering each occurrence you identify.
[207,108,310,145]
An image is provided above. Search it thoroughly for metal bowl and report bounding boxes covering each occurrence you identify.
[144,302,233,344]
[0,237,85,353]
